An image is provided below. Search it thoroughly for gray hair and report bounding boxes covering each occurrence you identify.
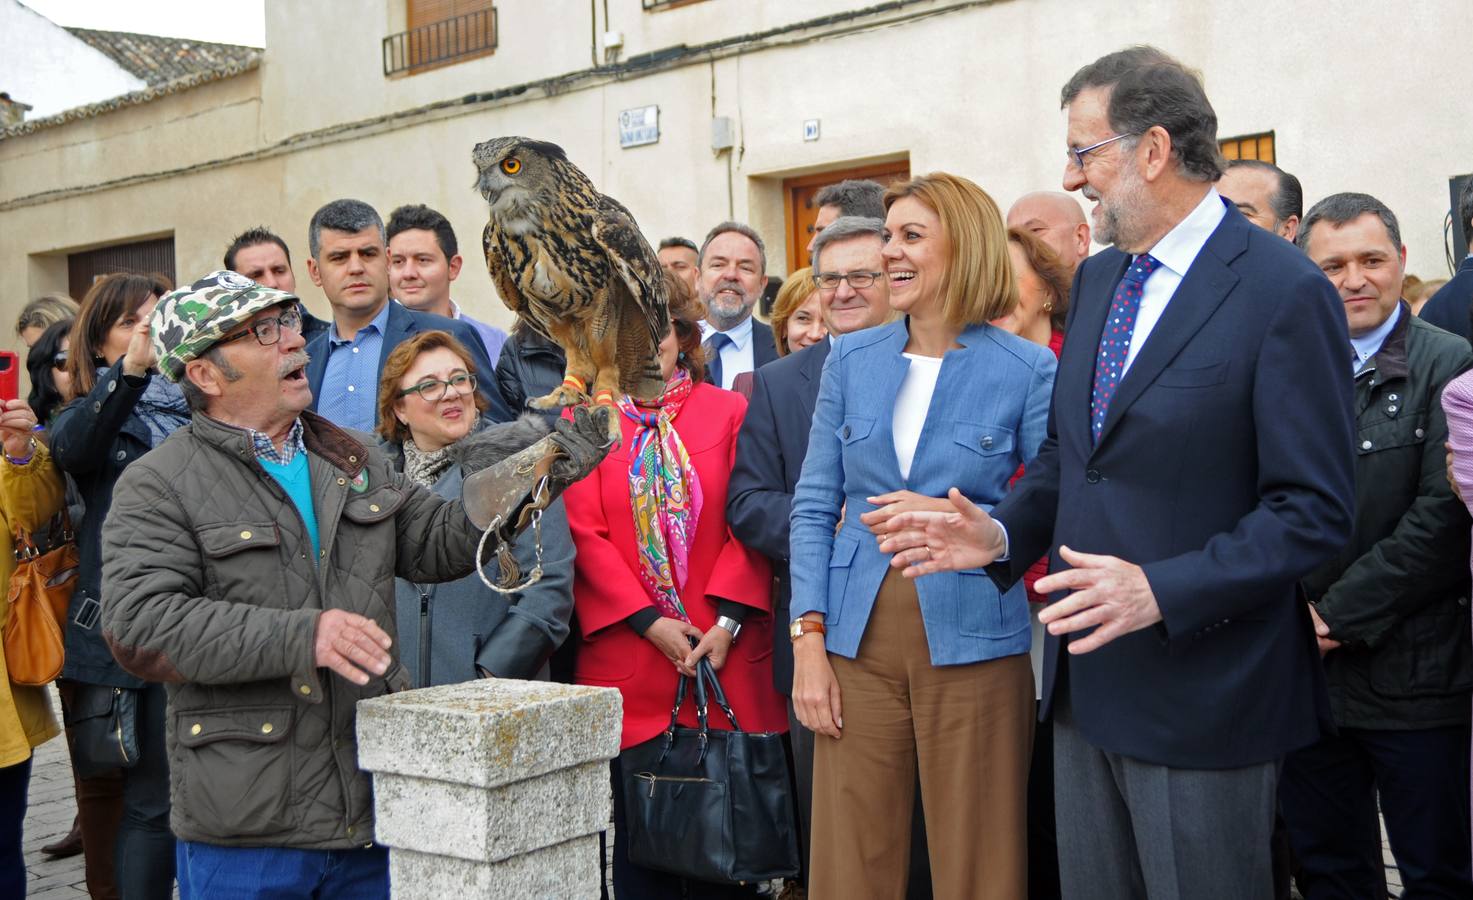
[1061,45,1224,183]
[179,346,242,412]
[698,221,767,274]
[308,199,385,259]
[811,216,886,270]
[1297,192,1402,252]
[814,180,886,220]
[1226,159,1304,223]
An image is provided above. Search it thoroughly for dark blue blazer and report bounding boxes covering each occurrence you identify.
[992,201,1356,769]
[726,339,830,694]
[305,300,512,425]
[1416,256,1473,340]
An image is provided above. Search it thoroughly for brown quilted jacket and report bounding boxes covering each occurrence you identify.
[100,411,481,848]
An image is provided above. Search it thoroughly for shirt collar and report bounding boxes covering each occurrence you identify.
[708,314,753,350]
[1142,188,1228,278]
[448,299,465,320]
[249,419,306,465]
[1352,303,1402,374]
[330,299,392,347]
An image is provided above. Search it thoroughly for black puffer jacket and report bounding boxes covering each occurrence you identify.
[1305,306,1473,729]
[49,364,168,687]
[494,328,565,424]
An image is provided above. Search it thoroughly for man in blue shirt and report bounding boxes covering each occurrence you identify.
[303,198,508,431]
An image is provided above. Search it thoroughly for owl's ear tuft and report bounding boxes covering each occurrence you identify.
[518,139,568,163]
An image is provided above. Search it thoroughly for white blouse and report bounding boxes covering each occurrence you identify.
[892,353,943,480]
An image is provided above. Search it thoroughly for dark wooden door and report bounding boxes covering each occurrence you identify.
[67,237,175,301]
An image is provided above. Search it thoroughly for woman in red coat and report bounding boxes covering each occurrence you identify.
[563,277,785,899]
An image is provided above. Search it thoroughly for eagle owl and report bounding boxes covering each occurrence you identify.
[474,136,670,442]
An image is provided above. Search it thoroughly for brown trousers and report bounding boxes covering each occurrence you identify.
[809,570,1033,900]
[57,680,124,900]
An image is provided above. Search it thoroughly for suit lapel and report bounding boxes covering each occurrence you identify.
[797,339,830,422]
[379,302,414,385]
[1094,213,1247,448]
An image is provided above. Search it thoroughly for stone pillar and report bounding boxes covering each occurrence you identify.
[357,679,622,899]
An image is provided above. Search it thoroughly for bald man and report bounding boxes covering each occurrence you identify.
[1007,191,1091,273]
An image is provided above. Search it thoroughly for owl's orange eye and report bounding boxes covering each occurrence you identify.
[501,158,521,175]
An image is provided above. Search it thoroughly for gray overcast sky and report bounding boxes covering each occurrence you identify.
[23,0,267,47]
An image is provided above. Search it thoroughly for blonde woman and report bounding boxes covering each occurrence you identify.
[789,173,1056,898]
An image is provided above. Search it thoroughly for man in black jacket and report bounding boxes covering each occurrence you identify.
[1416,178,1473,340]
[1284,192,1473,898]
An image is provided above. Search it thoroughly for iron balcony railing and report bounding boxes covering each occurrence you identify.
[383,7,497,77]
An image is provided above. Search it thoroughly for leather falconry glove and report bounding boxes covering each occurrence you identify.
[460,405,615,591]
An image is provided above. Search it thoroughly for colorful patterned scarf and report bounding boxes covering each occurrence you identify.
[618,369,703,622]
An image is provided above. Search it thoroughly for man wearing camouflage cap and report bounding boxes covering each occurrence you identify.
[99,271,610,898]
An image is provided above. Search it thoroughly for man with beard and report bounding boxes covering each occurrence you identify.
[696,221,779,389]
[881,46,1355,898]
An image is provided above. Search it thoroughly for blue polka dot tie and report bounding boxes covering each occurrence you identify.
[1090,254,1161,443]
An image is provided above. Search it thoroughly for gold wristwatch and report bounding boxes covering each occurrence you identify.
[789,618,826,641]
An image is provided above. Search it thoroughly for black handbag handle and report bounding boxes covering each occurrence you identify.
[657,672,691,765]
[697,657,742,732]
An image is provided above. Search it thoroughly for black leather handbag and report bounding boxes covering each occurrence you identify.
[618,657,800,885]
[64,684,140,778]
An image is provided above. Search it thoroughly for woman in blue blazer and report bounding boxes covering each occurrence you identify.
[789,173,1055,899]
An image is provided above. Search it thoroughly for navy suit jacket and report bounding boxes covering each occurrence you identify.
[706,318,781,386]
[1417,256,1473,340]
[305,300,513,426]
[727,339,830,694]
[992,201,1356,769]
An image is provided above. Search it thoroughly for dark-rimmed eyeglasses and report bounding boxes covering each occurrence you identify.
[813,271,884,292]
[216,307,304,348]
[1066,132,1138,170]
[398,372,477,402]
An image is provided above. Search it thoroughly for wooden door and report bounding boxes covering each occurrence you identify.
[783,160,910,274]
[67,237,176,301]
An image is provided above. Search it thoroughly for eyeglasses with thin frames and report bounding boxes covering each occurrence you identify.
[1066,132,1137,170]
[398,372,477,402]
[813,271,884,292]
[215,307,304,348]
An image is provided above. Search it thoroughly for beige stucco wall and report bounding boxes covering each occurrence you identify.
[3,0,1470,366]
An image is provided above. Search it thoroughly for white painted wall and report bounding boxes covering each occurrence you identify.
[0,0,146,119]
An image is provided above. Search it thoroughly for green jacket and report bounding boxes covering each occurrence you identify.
[100,411,481,848]
[1304,305,1473,730]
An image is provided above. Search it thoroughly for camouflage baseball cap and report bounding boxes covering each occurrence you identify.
[151,270,299,382]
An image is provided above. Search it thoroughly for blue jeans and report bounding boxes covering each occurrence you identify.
[176,841,389,900]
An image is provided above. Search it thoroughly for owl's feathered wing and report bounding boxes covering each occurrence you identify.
[590,194,669,349]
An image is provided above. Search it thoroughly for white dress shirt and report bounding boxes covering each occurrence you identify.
[1121,188,1228,376]
[699,315,755,390]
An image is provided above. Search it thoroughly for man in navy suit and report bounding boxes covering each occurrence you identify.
[301,199,508,431]
[727,215,905,891]
[883,46,1355,898]
[1418,179,1473,340]
[697,222,780,388]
